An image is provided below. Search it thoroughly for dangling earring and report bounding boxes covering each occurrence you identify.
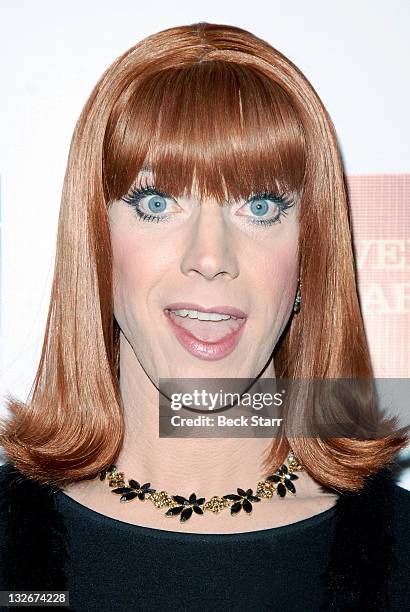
[293,276,302,313]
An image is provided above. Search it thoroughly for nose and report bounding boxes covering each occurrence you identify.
[180,201,239,281]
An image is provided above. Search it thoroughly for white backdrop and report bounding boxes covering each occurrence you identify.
[1,0,409,486]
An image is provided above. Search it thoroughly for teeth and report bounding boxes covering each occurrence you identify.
[168,309,237,321]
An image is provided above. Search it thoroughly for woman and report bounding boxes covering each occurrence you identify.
[0,22,409,611]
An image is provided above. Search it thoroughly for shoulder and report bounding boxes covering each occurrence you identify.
[386,481,410,608]
[0,461,70,594]
[0,461,25,533]
[0,460,29,487]
[373,473,410,543]
[389,481,410,558]
[0,460,63,536]
[318,468,409,610]
[390,479,410,517]
[388,480,410,558]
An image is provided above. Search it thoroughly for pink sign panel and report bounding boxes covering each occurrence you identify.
[348,174,409,377]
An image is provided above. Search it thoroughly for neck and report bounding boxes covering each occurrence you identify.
[113,332,322,500]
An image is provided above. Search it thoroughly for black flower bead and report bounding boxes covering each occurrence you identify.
[99,464,116,481]
[112,479,156,502]
[165,492,206,522]
[223,488,261,515]
[266,464,299,498]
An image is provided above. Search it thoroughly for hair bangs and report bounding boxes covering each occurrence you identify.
[104,60,306,204]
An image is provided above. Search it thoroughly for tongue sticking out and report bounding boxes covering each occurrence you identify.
[167,311,244,342]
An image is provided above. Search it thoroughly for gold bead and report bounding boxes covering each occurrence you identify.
[108,472,125,487]
[148,490,178,509]
[203,496,230,513]
[287,451,304,472]
[256,481,276,499]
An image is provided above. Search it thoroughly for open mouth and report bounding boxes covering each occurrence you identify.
[163,304,248,361]
[164,308,246,342]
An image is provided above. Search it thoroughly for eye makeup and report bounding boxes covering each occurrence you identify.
[121,185,296,228]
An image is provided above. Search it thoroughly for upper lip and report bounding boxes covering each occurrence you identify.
[164,302,247,319]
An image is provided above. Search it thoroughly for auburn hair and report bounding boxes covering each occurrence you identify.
[1,22,407,490]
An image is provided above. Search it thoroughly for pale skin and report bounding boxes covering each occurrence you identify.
[62,170,339,534]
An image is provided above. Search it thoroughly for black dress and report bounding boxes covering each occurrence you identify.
[0,461,409,611]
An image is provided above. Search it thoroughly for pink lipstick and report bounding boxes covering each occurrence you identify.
[163,303,247,361]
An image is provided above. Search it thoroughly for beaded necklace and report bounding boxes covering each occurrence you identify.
[99,450,304,523]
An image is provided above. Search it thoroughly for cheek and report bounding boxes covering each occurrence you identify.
[272,257,298,293]
[249,234,299,324]
[110,235,162,356]
[110,227,170,316]
[254,240,298,293]
[111,234,140,296]
[111,224,162,294]
[110,235,139,341]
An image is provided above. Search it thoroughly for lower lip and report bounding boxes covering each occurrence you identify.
[164,311,247,361]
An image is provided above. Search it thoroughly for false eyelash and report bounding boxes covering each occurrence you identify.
[248,190,294,206]
[121,186,296,227]
[121,185,173,223]
[244,191,296,227]
[121,185,167,204]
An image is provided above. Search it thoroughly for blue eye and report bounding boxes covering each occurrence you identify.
[121,186,176,223]
[121,185,295,228]
[241,192,296,227]
[249,200,270,217]
[147,195,167,213]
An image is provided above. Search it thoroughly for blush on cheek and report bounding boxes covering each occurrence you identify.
[257,253,298,294]
[111,231,141,286]
[255,247,299,322]
[277,260,299,298]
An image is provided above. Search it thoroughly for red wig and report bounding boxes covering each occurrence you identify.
[1,23,407,489]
